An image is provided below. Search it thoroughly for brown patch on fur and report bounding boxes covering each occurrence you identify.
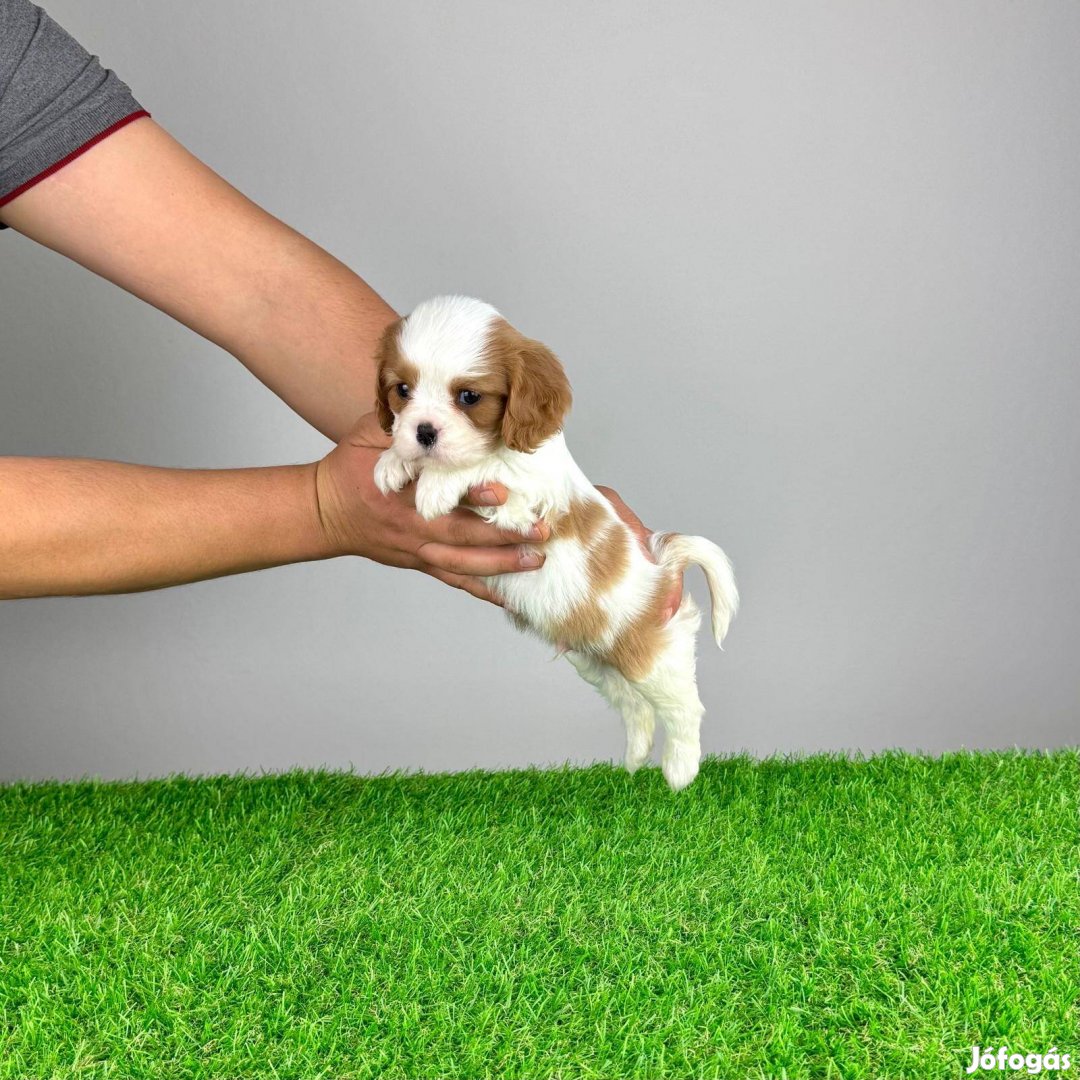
[373,318,416,434]
[548,497,609,543]
[549,500,675,679]
[481,317,572,452]
[600,573,677,682]
[550,595,609,651]
[450,371,510,443]
[547,518,633,651]
[586,522,632,596]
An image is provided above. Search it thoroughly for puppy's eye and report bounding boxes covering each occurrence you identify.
[457,389,482,407]
[395,384,411,400]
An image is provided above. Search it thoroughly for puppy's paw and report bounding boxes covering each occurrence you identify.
[486,503,539,535]
[624,732,653,774]
[662,740,701,792]
[374,451,414,495]
[414,476,462,521]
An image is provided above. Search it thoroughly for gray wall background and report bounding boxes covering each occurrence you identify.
[2,1,1078,781]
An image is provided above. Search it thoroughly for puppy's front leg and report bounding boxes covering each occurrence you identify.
[414,471,469,521]
[374,450,417,495]
[475,493,541,536]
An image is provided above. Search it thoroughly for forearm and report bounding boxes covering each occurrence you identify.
[0,457,332,599]
[0,118,397,441]
[225,223,399,441]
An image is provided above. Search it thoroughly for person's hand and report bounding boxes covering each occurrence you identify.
[315,412,549,604]
[313,414,680,620]
[596,486,684,624]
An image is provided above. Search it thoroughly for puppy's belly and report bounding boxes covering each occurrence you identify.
[484,537,591,643]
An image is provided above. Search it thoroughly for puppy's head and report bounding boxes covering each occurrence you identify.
[375,296,572,469]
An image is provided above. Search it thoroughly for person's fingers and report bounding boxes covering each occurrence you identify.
[426,568,505,605]
[464,482,509,508]
[662,579,684,623]
[596,485,645,530]
[417,540,545,577]
[424,506,549,548]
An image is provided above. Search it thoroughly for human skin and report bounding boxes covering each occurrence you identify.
[0,117,681,613]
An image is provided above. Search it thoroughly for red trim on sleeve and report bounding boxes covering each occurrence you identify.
[0,109,151,209]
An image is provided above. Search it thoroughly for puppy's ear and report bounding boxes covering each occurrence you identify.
[374,318,405,435]
[502,337,573,453]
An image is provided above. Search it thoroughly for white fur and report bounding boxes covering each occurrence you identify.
[376,295,739,790]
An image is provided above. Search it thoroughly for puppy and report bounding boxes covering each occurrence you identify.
[374,296,738,790]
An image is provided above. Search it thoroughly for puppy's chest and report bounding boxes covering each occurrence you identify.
[484,534,592,632]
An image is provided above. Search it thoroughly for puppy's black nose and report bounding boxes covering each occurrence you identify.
[416,422,438,448]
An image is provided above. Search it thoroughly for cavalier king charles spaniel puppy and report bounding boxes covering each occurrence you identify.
[374,295,738,790]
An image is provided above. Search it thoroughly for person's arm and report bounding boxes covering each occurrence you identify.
[0,428,547,601]
[1,117,384,440]
[0,458,327,598]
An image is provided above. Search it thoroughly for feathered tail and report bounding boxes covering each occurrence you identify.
[649,532,739,648]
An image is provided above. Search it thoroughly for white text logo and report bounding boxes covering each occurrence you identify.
[966,1046,1072,1075]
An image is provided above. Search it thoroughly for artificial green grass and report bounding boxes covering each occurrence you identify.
[1,751,1077,1079]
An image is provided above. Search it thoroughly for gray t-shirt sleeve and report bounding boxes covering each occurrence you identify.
[0,0,148,228]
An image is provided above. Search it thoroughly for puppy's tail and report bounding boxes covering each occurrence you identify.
[650,532,739,649]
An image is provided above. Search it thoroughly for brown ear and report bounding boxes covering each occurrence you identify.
[502,338,573,452]
[373,318,405,434]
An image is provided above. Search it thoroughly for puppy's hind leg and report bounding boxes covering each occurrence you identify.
[566,651,656,773]
[632,597,706,792]
[609,675,657,774]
